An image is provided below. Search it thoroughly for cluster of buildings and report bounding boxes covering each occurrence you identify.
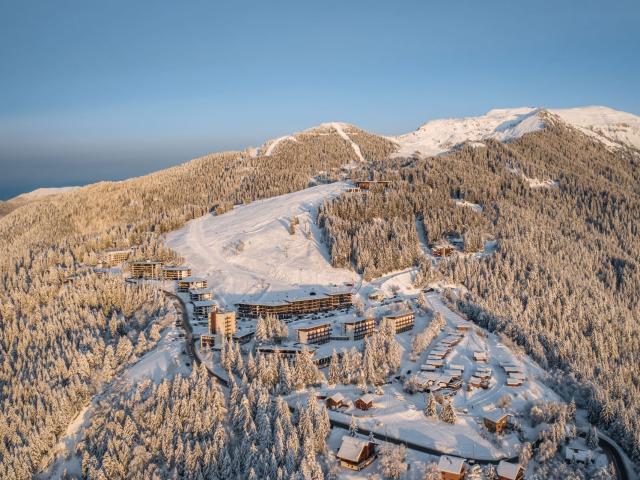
[334,436,524,479]
[420,332,464,373]
[500,361,527,387]
[128,260,193,281]
[236,291,353,319]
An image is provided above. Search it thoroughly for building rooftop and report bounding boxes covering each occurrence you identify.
[189,288,212,295]
[179,276,207,283]
[496,461,522,480]
[193,300,216,308]
[162,265,191,271]
[296,322,331,332]
[438,455,465,475]
[337,436,371,463]
[483,409,510,423]
[383,309,414,319]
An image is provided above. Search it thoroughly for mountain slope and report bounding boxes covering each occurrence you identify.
[0,186,80,218]
[392,105,640,157]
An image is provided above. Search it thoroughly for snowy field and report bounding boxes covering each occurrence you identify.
[166,182,359,310]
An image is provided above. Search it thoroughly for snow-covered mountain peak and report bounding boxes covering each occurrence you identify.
[392,105,640,157]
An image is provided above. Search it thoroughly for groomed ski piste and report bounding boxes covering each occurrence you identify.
[165,182,566,474]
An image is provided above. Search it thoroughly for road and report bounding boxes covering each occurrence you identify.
[161,290,229,387]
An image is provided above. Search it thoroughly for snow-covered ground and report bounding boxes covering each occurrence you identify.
[166,182,359,309]
[391,105,640,157]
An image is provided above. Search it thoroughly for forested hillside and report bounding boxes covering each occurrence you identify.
[0,125,394,479]
[319,119,640,461]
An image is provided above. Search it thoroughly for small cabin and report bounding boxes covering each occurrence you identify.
[483,410,510,434]
[565,440,594,464]
[336,436,377,471]
[497,460,524,480]
[355,394,375,411]
[326,392,348,409]
[437,455,466,480]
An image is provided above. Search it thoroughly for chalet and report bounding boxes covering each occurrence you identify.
[130,260,163,279]
[382,310,415,334]
[355,394,375,410]
[341,317,375,340]
[162,265,192,280]
[336,436,377,471]
[354,180,391,190]
[483,410,510,434]
[178,276,207,293]
[468,376,482,388]
[457,324,471,333]
[209,310,236,336]
[437,455,466,480]
[190,288,213,302]
[102,248,131,266]
[193,300,216,318]
[496,461,524,480]
[421,364,437,372]
[506,377,523,387]
[432,244,455,257]
[200,334,216,349]
[565,440,594,464]
[296,323,331,345]
[326,392,349,409]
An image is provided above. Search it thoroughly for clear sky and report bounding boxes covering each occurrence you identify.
[1,0,638,199]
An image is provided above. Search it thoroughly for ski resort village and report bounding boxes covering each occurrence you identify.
[25,108,640,480]
[41,172,625,479]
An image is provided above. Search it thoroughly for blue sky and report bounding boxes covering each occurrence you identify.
[1,0,638,199]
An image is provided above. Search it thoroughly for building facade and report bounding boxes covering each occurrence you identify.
[236,291,353,319]
[341,317,375,340]
[177,276,208,292]
[162,265,192,280]
[383,310,415,334]
[103,248,131,266]
[193,300,216,318]
[129,261,163,279]
[209,311,237,336]
[296,323,331,345]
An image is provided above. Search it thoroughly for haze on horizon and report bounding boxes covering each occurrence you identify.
[1,0,639,200]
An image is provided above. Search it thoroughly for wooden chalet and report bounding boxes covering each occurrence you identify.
[473,351,488,362]
[497,460,524,480]
[336,435,377,471]
[432,244,455,257]
[326,392,349,409]
[129,260,163,279]
[437,455,466,480]
[483,410,510,434]
[382,310,415,334]
[162,265,192,280]
[355,393,375,410]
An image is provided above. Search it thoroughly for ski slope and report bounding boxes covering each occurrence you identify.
[166,182,359,309]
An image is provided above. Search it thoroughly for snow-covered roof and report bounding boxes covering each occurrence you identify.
[162,265,190,271]
[503,365,523,373]
[337,436,370,463]
[193,300,216,308]
[506,378,523,386]
[483,409,510,423]
[357,394,375,404]
[437,455,465,474]
[565,441,593,463]
[179,276,206,283]
[383,309,414,319]
[509,372,526,380]
[497,461,522,479]
[189,288,212,295]
[340,316,373,325]
[328,392,346,403]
